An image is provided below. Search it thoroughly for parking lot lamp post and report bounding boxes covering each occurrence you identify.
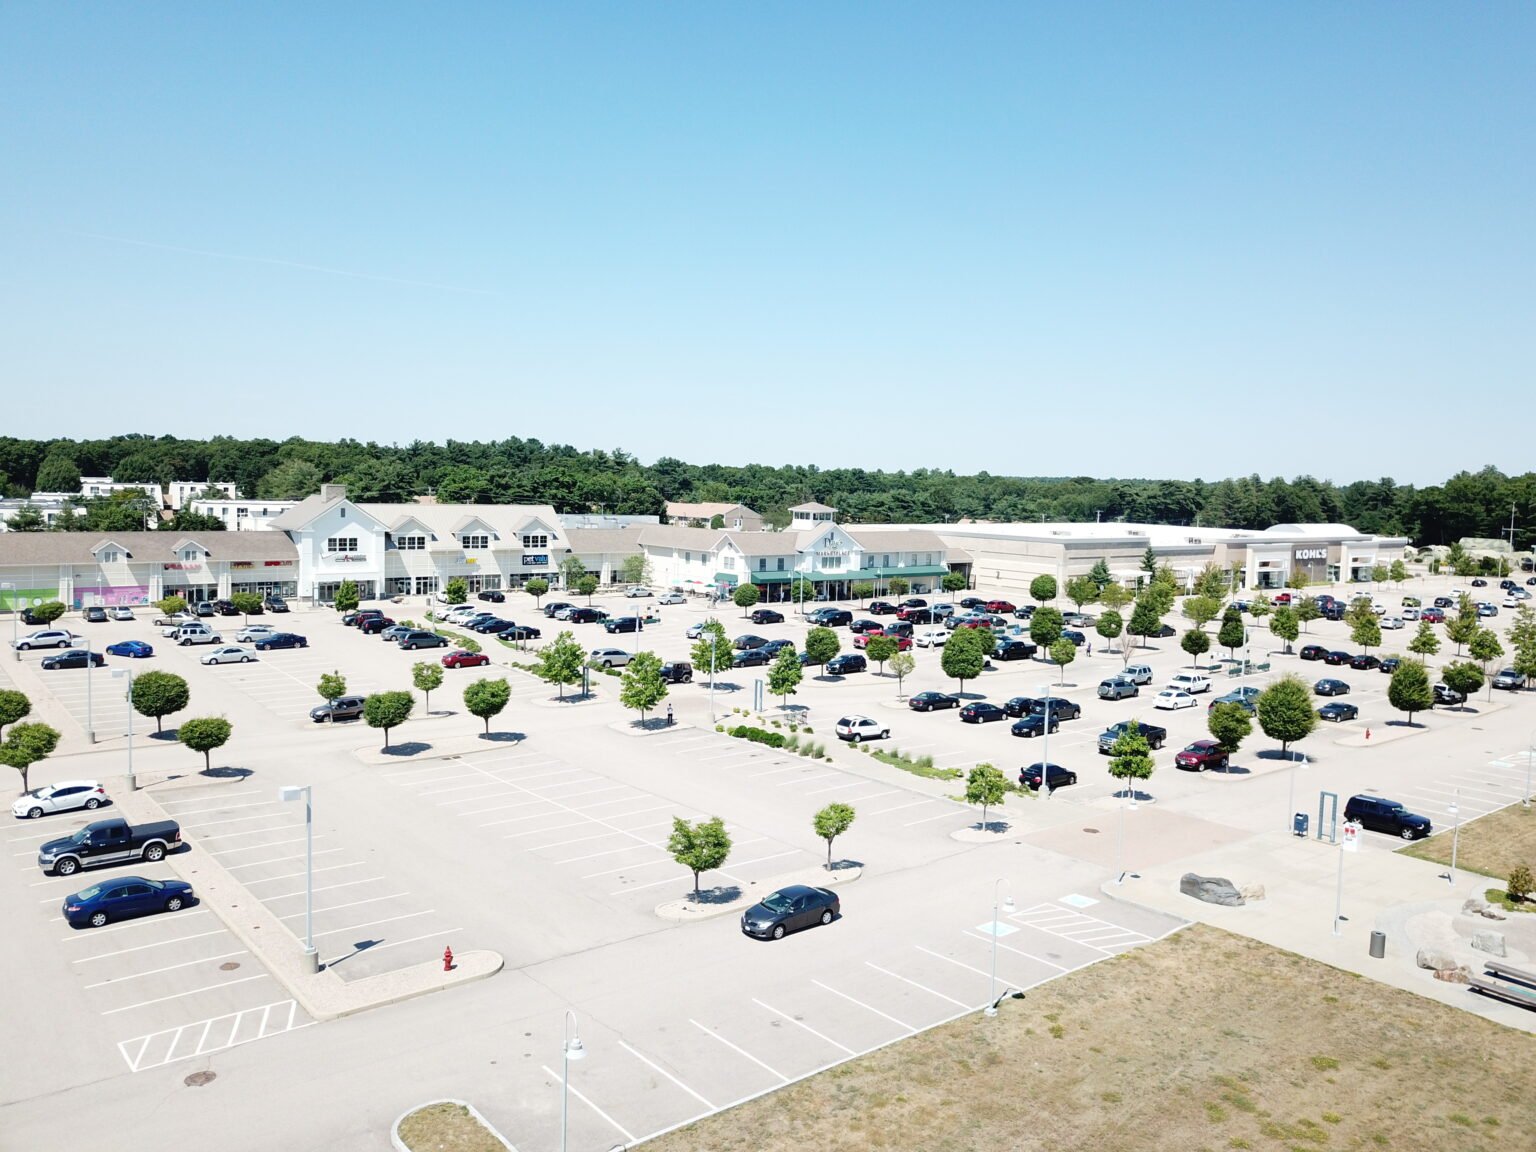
[111,668,136,791]
[985,878,1015,1017]
[278,785,319,972]
[1445,792,1461,886]
[561,1009,585,1152]
[2,582,16,660]
[1115,790,1139,884]
[85,635,95,743]
[1039,684,1053,798]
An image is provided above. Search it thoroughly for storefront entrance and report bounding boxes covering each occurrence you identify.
[317,580,378,603]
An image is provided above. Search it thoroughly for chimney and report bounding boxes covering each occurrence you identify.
[321,483,348,501]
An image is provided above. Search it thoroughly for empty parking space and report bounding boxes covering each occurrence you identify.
[1373,744,1536,828]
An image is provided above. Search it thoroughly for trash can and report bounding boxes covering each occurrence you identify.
[1370,931,1386,959]
[1293,812,1309,838]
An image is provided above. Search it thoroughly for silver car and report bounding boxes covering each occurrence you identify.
[12,630,79,651]
[108,606,135,621]
[659,591,686,605]
[236,624,278,642]
[201,645,257,665]
[589,647,632,668]
[12,781,109,819]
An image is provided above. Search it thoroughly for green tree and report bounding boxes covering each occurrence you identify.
[1065,576,1099,615]
[1249,591,1272,620]
[1099,583,1133,612]
[887,576,910,598]
[667,816,732,900]
[1182,595,1222,632]
[5,504,46,531]
[230,591,263,621]
[131,670,190,733]
[537,631,587,699]
[1180,628,1210,666]
[889,651,915,695]
[1293,596,1320,633]
[1128,596,1163,649]
[1440,660,1483,707]
[1194,562,1230,600]
[709,513,725,530]
[1207,701,1252,759]
[1088,558,1113,590]
[1469,628,1504,698]
[732,583,760,615]
[34,453,82,493]
[334,580,360,614]
[1270,605,1299,653]
[1387,659,1433,724]
[1389,559,1408,585]
[1048,636,1076,684]
[619,651,668,723]
[0,721,61,791]
[804,626,841,671]
[942,571,967,599]
[524,577,549,607]
[1506,605,1536,684]
[850,581,875,603]
[464,677,512,735]
[412,661,444,714]
[1107,726,1155,793]
[1351,613,1382,654]
[560,555,588,589]
[1256,674,1318,756]
[965,764,1009,828]
[813,803,856,869]
[1407,619,1442,661]
[1371,564,1389,584]
[1286,569,1310,591]
[1029,574,1058,605]
[316,671,347,709]
[30,600,67,625]
[179,716,233,771]
[362,691,414,748]
[941,627,987,693]
[257,459,323,500]
[155,595,188,618]
[691,619,733,683]
[443,577,468,605]
[0,689,30,739]
[1030,605,1064,650]
[1140,546,1158,575]
[864,634,899,675]
[620,554,649,585]
[1445,596,1480,655]
[1217,606,1246,658]
[1095,609,1124,653]
[767,644,803,705]
[575,573,599,603]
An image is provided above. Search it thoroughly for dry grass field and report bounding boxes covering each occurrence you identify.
[1401,802,1536,885]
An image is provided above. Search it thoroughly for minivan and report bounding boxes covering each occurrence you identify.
[1168,673,1211,694]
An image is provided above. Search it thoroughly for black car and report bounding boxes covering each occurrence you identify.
[471,617,511,632]
[1350,654,1380,671]
[900,598,928,609]
[959,702,1007,724]
[760,639,795,656]
[868,601,898,616]
[1013,605,1036,619]
[254,632,308,651]
[847,619,884,634]
[62,875,195,928]
[1313,678,1350,696]
[503,625,542,641]
[908,691,960,711]
[477,590,506,603]
[263,596,289,613]
[41,649,105,670]
[994,639,1037,661]
[1004,696,1043,718]
[734,634,768,650]
[311,695,367,722]
[898,608,935,626]
[959,597,987,609]
[1010,713,1058,738]
[749,609,785,625]
[83,606,108,623]
[1379,657,1400,674]
[1322,650,1351,666]
[733,648,772,668]
[1321,603,1346,621]
[1299,645,1328,661]
[212,599,242,616]
[1060,629,1086,647]
[543,602,574,618]
[660,661,693,684]
[825,653,867,675]
[566,608,608,624]
[740,884,840,940]
[1029,697,1081,720]
[1098,721,1168,753]
[810,609,854,627]
[1471,578,1488,588]
[1345,794,1431,840]
[357,616,395,635]
[20,608,50,626]
[1019,762,1077,791]
[1319,701,1359,722]
[398,630,449,651]
[884,622,915,639]
[605,617,643,634]
[460,613,499,630]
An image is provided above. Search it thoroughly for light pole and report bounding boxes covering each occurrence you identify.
[1,582,16,661]
[278,785,319,972]
[985,878,1015,1017]
[1444,792,1461,886]
[561,1009,585,1152]
[1115,789,1139,884]
[1039,683,1054,797]
[111,667,136,791]
[85,634,95,744]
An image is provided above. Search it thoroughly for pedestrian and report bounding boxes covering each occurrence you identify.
[1087,640,1093,656]
[666,703,674,727]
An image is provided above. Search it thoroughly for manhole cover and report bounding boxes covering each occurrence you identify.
[184,1071,217,1087]
[219,961,241,971]
[1082,827,1101,834]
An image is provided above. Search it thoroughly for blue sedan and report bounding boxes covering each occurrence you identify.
[105,640,154,659]
[63,875,194,928]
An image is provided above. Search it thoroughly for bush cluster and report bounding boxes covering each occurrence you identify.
[728,725,786,748]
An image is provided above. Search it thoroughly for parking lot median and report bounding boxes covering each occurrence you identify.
[656,862,862,923]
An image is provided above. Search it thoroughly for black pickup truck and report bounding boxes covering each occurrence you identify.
[1098,720,1168,754]
[37,817,182,876]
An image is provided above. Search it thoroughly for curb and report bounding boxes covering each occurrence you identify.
[392,1099,518,1152]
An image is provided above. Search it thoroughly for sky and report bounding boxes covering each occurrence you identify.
[3,3,1532,485]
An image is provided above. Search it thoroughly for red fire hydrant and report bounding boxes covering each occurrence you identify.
[1365,728,1371,741]
[443,946,455,972]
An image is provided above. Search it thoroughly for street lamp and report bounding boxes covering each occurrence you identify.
[1,582,16,661]
[985,878,1016,1017]
[1443,792,1461,886]
[561,1009,585,1152]
[84,634,95,744]
[110,667,136,792]
[278,785,319,973]
[1115,789,1139,884]
[1038,683,1054,797]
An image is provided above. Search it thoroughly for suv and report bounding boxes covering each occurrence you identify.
[994,639,1036,661]
[1492,668,1527,691]
[1123,663,1154,685]
[12,629,79,651]
[175,624,222,646]
[1028,696,1081,720]
[1433,682,1466,706]
[1344,794,1432,840]
[1174,740,1229,771]
[263,595,289,613]
[809,609,853,628]
[1299,644,1328,661]
[567,607,609,624]
[1168,673,1211,695]
[397,630,448,651]
[311,695,367,722]
[825,653,867,675]
[604,617,643,634]
[659,661,693,684]
[543,602,574,618]
[590,648,632,668]
[835,715,889,743]
[1098,721,1167,753]
[1097,677,1138,700]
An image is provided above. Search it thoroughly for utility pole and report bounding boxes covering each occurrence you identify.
[1501,503,1519,551]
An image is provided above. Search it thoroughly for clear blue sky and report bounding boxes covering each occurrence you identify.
[4,4,1531,485]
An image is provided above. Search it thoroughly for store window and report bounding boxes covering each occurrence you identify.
[325,537,358,553]
[413,576,439,595]
[522,534,548,549]
[461,534,489,550]
[390,577,413,595]
[397,535,426,550]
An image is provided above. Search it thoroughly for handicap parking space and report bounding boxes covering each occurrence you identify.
[158,785,459,980]
[1374,743,1536,827]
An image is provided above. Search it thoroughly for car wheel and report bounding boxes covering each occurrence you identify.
[880,730,889,739]
[89,911,108,927]
[820,909,834,925]
[26,806,43,819]
[58,640,69,648]
[84,798,101,810]
[17,643,28,651]
[56,858,79,876]
[1400,827,1416,841]
[241,656,251,663]
[143,843,166,861]
[1067,773,1077,785]
[166,896,184,911]
[771,924,786,940]
[852,733,861,743]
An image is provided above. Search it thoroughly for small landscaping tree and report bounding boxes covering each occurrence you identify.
[1207,702,1252,760]
[1218,606,1246,659]
[1088,558,1113,590]
[1030,605,1064,650]
[0,721,61,792]
[767,644,803,706]
[813,803,856,869]
[1182,595,1222,632]
[537,631,587,699]
[1048,636,1076,685]
[1180,627,1210,667]
[887,577,910,598]
[789,575,816,614]
[30,600,67,625]
[316,671,347,709]
[575,574,598,604]
[691,619,733,684]
[942,571,967,599]
[334,580,360,614]
[131,670,190,733]
[524,577,549,607]
[560,556,587,589]
[0,689,31,739]
[1440,659,1483,708]
[1029,574,1058,605]
[1407,620,1441,661]
[1269,605,1299,654]
[463,677,511,734]
[363,691,414,748]
[941,627,986,694]
[864,634,899,675]
[1389,559,1408,585]
[1099,583,1133,612]
[1256,674,1318,756]
[850,581,875,604]
[804,626,841,671]
[1507,864,1533,905]
[889,651,915,695]
[1065,576,1099,616]
[1249,591,1272,621]
[154,595,188,618]
[230,591,263,621]
[619,651,668,723]
[1446,596,1480,655]
[179,716,232,771]
[620,554,649,585]
[965,764,1008,829]
[667,816,732,900]
[732,583,760,615]
[1128,596,1162,649]
[1107,726,1155,795]
[1096,609,1124,653]
[1387,659,1433,725]
[412,661,445,714]
[1469,628,1504,699]
[1293,596,1320,633]
[1351,613,1382,655]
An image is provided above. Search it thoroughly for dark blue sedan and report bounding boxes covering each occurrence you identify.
[105,640,154,658]
[254,632,308,651]
[63,875,194,928]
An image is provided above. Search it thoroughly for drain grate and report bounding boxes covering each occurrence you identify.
[1082,827,1101,834]
[219,961,241,971]
[184,1071,217,1087]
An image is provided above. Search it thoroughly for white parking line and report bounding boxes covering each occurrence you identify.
[502,819,593,838]
[276,892,407,920]
[552,842,661,865]
[864,961,970,1008]
[540,1064,638,1143]
[309,910,433,939]
[530,830,631,851]
[775,773,842,788]
[194,822,307,842]
[72,927,227,960]
[208,835,325,856]
[689,1019,786,1082]
[243,861,367,884]
[866,800,931,817]
[101,973,270,1015]
[618,1040,717,1110]
[810,980,916,1033]
[179,811,286,830]
[157,790,264,812]
[580,857,678,880]
[84,949,249,989]
[474,800,560,821]
[727,850,800,870]
[59,910,212,942]
[751,998,856,1056]
[962,929,1070,969]
[323,927,457,965]
[225,848,344,870]
[914,944,996,981]
[263,876,385,900]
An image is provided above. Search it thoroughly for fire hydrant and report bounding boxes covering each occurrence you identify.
[443,946,455,972]
[1365,728,1371,741]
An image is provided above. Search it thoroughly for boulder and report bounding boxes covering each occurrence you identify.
[1416,948,1460,971]
[1462,897,1489,916]
[1471,929,1507,957]
[1239,883,1266,902]
[1433,966,1472,984]
[1179,873,1245,906]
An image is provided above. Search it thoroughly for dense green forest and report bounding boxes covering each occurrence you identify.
[1,435,1530,547]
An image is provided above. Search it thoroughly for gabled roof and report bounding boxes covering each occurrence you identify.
[0,531,299,566]
[388,514,435,536]
[790,501,837,514]
[169,537,214,555]
[89,538,135,557]
[448,513,499,537]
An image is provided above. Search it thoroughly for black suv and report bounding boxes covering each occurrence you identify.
[749,609,784,625]
[543,602,574,618]
[660,661,693,684]
[1344,795,1431,840]
[825,653,867,675]
[809,609,853,627]
[1299,644,1328,661]
[567,607,608,624]
[1028,696,1081,720]
[263,595,289,613]
[311,695,367,722]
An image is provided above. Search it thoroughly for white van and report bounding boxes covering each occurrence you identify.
[1168,672,1212,694]
[175,624,222,646]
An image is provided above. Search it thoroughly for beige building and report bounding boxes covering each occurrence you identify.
[663,502,765,532]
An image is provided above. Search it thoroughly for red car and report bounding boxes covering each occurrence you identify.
[984,600,1016,614]
[442,649,491,669]
[1273,592,1292,604]
[356,616,396,634]
[1420,608,1445,623]
[1174,739,1230,772]
[853,632,912,651]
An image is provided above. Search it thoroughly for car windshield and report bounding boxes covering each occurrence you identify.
[73,885,102,901]
[760,891,795,913]
[70,828,92,844]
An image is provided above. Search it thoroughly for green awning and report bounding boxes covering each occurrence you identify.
[852,565,949,579]
[711,572,739,585]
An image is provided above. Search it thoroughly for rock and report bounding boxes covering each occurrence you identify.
[1471,929,1507,957]
[1434,966,1471,984]
[1179,873,1245,906]
[1481,906,1508,920]
[1239,883,1266,902]
[1462,897,1489,915]
[1416,948,1460,971]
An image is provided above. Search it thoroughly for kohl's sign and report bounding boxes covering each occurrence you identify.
[1294,548,1328,561]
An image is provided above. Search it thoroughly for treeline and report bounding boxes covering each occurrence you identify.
[1,435,1531,547]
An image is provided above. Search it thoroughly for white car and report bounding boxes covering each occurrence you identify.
[1379,616,1404,630]
[625,586,652,598]
[12,780,108,819]
[1401,607,1420,621]
[12,630,79,650]
[160,614,199,637]
[554,606,578,620]
[1504,596,1521,609]
[1371,601,1387,615]
[443,607,480,624]
[108,606,135,621]
[1154,689,1197,711]
[835,715,890,743]
[658,591,686,605]
[235,624,277,642]
[589,647,631,668]
[201,645,257,665]
[686,621,709,639]
[915,629,949,648]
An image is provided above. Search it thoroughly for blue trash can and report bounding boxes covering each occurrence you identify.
[1293,812,1309,838]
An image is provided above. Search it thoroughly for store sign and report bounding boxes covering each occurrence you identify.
[263,560,292,567]
[1294,548,1328,561]
[332,554,368,563]
[524,555,549,567]
[163,562,201,570]
[230,561,253,569]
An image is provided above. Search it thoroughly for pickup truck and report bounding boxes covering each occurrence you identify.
[37,817,182,876]
[1098,721,1168,754]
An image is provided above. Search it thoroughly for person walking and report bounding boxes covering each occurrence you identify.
[666,703,674,727]
[1087,640,1093,656]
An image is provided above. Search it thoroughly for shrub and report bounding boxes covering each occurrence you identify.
[1508,863,1534,903]
[727,725,787,749]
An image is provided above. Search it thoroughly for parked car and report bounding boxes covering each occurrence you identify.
[1349,653,1380,671]
[900,598,927,610]
[1322,650,1352,666]
[254,632,308,651]
[263,596,289,613]
[1344,794,1431,840]
[848,619,883,634]
[311,695,367,722]
[442,649,491,669]
[960,702,1008,724]
[104,640,153,659]
[377,624,414,642]
[212,599,243,616]
[1154,689,1197,710]
[658,591,686,605]
[1401,607,1421,621]
[1313,678,1350,696]
[193,602,216,617]
[750,609,785,625]
[868,600,898,615]
[1168,673,1211,695]
[42,648,106,670]
[994,639,1037,661]
[1492,668,1528,691]
[854,632,912,651]
[908,691,960,711]
[1420,608,1445,623]
[37,817,182,876]
[733,647,772,668]
[357,616,397,635]
[1060,629,1086,647]
[1379,616,1404,630]
[604,617,644,634]
[1097,677,1139,701]
[1471,578,1488,588]
[201,645,256,665]
[885,622,915,639]
[624,586,652,598]
[1209,686,1261,713]
[1010,713,1058,738]
[896,606,934,625]
[567,607,609,624]
[1004,696,1042,718]
[1098,721,1167,753]
[1299,644,1328,661]
[467,616,508,632]
[835,715,890,743]
[1432,596,1454,609]
[740,884,840,940]
[1174,740,1229,771]
[1433,682,1466,706]
[459,613,499,631]
[12,629,79,651]
[503,625,542,641]
[984,600,1016,614]
[825,653,867,675]
[477,589,506,603]
[1029,697,1082,720]
[660,661,693,684]
[1123,663,1154,685]
[398,630,449,651]
[544,602,574,619]
[1019,762,1077,791]
[173,624,222,646]
[1319,701,1359,722]
[914,629,949,648]
[808,609,853,627]
[12,781,108,820]
[235,624,277,642]
[83,605,108,624]
[1379,657,1401,674]
[62,875,195,928]
[108,606,135,621]
[590,647,632,669]
[733,634,769,650]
